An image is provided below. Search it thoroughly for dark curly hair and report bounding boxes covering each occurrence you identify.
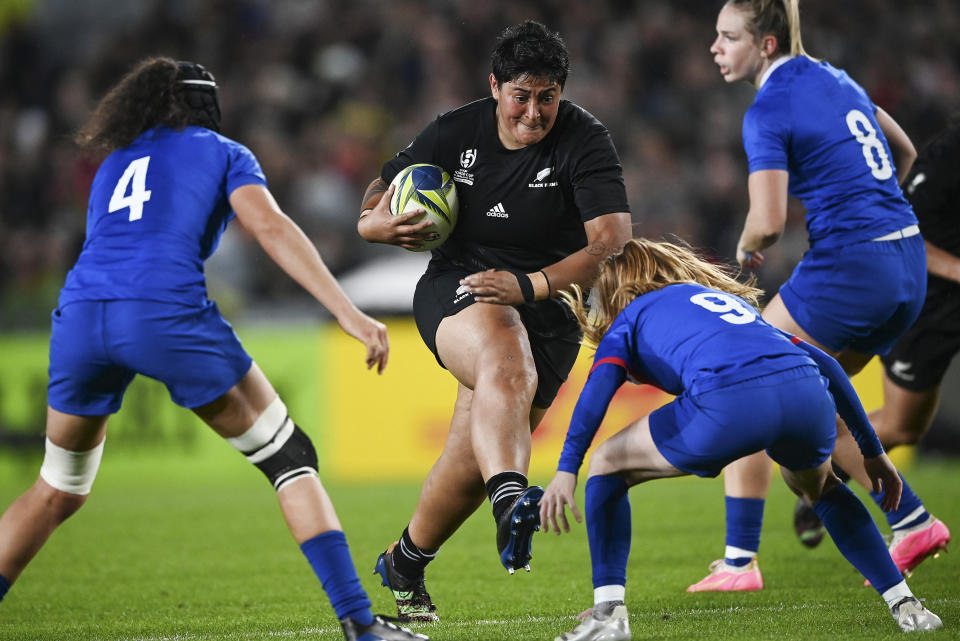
[491,20,569,89]
[75,56,208,155]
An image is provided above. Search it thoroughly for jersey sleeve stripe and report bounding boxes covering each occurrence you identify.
[590,356,628,374]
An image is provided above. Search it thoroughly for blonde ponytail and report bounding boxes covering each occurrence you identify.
[784,0,808,56]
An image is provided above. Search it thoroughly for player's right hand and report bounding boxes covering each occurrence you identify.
[540,470,582,535]
[337,307,389,374]
[737,246,764,270]
[358,184,436,250]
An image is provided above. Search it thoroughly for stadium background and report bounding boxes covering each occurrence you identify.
[1,0,959,479]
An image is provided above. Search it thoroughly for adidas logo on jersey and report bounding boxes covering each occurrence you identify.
[486,202,508,218]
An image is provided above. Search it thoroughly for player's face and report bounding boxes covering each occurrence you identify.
[490,73,561,150]
[710,3,765,86]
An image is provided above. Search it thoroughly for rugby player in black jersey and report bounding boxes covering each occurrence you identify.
[357,20,632,622]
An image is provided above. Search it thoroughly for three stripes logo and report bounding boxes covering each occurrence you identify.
[486,202,508,218]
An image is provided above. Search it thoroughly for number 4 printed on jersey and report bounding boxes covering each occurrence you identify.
[109,156,152,221]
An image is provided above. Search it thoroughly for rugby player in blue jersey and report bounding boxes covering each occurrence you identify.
[0,57,425,641]
[540,239,941,639]
[693,0,948,592]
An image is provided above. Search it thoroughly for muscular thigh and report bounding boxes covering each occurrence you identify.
[435,302,534,390]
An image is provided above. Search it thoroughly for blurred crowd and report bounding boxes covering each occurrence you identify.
[1,0,958,329]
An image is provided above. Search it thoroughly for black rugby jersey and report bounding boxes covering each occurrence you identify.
[904,121,960,264]
[382,97,630,274]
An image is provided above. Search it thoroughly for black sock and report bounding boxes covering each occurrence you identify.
[390,526,437,581]
[486,471,528,524]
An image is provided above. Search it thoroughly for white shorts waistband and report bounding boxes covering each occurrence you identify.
[871,224,920,242]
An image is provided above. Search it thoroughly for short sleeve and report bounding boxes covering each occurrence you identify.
[225,141,267,194]
[742,101,790,173]
[570,121,631,222]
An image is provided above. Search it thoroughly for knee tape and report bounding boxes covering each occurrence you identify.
[39,437,105,495]
[227,397,318,492]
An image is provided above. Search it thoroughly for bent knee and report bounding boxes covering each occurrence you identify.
[587,441,620,478]
[477,359,538,402]
[883,423,927,448]
[227,397,319,491]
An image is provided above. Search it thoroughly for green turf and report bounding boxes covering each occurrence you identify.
[0,451,956,641]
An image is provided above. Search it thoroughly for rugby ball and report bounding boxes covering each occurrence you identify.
[389,163,458,251]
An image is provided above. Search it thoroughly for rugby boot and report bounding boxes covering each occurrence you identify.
[373,546,439,623]
[686,558,763,592]
[793,497,826,548]
[497,486,544,572]
[890,596,942,632]
[555,601,630,641]
[340,614,430,641]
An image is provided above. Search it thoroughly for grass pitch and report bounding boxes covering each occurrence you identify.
[0,447,956,641]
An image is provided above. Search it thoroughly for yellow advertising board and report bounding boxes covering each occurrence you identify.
[322,318,901,481]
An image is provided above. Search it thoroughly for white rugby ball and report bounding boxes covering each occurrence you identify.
[389,163,458,252]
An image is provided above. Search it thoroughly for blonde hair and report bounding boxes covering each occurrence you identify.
[729,0,809,57]
[560,238,764,347]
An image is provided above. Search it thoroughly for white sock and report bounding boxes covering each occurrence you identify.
[882,581,913,609]
[594,585,625,604]
[891,507,928,531]
[724,545,756,564]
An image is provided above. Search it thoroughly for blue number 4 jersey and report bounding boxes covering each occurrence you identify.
[59,125,266,307]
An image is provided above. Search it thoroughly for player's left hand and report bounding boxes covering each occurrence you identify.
[540,470,581,535]
[459,269,524,305]
[863,452,902,512]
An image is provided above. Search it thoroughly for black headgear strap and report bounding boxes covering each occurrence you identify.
[175,61,222,132]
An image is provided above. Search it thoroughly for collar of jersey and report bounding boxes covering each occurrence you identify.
[758,55,795,89]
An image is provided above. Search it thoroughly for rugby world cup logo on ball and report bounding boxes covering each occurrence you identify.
[389,163,459,252]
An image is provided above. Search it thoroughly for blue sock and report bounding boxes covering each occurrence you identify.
[300,531,373,625]
[724,496,764,566]
[870,473,927,530]
[585,474,631,589]
[814,484,902,593]
[0,573,8,603]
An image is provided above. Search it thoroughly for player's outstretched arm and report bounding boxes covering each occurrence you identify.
[230,184,388,373]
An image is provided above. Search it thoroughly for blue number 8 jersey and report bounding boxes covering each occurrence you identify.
[743,57,916,248]
[59,125,266,307]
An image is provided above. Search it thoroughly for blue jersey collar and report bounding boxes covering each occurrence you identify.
[758,55,795,89]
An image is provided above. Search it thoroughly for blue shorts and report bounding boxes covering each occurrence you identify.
[48,300,252,415]
[779,235,926,355]
[649,367,836,477]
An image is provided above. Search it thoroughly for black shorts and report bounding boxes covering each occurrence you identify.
[881,277,960,391]
[413,263,582,408]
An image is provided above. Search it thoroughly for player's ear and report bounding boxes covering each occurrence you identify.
[760,35,777,58]
[489,73,500,99]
